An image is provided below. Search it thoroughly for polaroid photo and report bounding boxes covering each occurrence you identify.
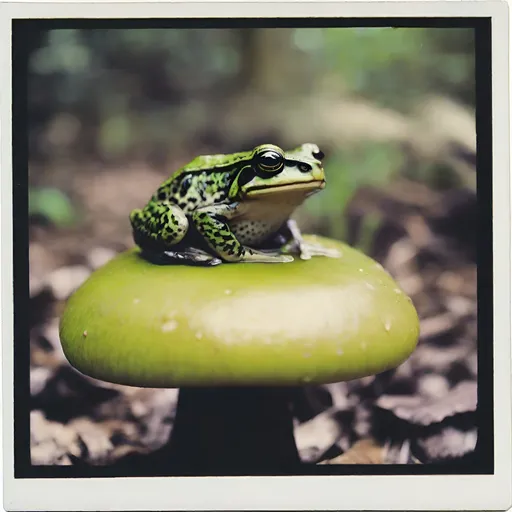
[1,1,511,510]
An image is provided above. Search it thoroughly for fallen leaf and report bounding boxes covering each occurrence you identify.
[319,439,385,465]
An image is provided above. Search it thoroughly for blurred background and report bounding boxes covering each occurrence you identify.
[28,26,478,467]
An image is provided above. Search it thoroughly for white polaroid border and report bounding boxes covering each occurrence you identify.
[1,1,510,510]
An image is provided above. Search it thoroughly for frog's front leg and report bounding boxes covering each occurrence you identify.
[280,219,341,260]
[281,219,312,260]
[192,203,293,264]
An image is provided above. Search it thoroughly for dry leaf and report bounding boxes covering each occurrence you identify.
[319,439,385,465]
[376,380,477,426]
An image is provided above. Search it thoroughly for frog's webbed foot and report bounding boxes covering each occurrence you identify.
[242,249,294,264]
[298,242,341,259]
[142,248,222,267]
[280,239,341,260]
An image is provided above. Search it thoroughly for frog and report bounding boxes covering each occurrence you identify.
[130,143,340,266]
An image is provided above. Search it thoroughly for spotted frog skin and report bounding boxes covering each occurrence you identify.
[130,143,339,266]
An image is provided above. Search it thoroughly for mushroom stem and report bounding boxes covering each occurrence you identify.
[162,386,302,473]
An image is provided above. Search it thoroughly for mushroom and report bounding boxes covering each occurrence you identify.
[59,235,419,473]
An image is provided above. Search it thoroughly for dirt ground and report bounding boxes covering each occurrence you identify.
[28,96,479,467]
[29,185,478,467]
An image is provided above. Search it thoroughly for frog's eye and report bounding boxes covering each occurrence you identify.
[313,149,325,161]
[255,149,284,174]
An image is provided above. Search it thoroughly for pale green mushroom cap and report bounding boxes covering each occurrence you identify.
[59,236,420,388]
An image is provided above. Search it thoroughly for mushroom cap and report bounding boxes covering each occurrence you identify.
[59,236,419,387]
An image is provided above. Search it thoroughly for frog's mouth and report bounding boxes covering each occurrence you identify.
[245,180,325,198]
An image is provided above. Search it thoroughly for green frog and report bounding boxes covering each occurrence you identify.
[130,143,339,266]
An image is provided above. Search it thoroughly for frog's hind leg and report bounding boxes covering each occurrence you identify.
[130,201,213,266]
[130,200,189,249]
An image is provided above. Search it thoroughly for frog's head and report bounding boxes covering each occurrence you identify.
[232,143,326,201]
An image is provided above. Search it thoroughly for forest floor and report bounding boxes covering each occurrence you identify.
[28,96,480,467]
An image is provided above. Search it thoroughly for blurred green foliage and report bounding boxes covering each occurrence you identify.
[29,187,76,227]
[316,27,474,109]
[301,142,404,238]
[28,27,475,160]
[27,26,476,239]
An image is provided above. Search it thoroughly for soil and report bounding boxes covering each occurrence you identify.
[28,168,478,467]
